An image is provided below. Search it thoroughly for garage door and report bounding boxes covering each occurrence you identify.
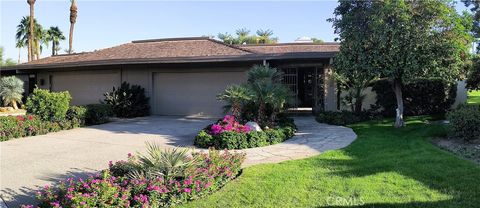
[153,72,245,116]
[51,72,121,105]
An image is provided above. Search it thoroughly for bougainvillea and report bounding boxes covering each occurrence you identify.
[28,149,245,207]
[209,115,250,135]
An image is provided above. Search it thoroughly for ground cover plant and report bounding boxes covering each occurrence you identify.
[181,118,480,207]
[30,146,245,207]
[0,115,77,141]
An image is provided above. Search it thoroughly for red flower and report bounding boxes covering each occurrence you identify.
[28,115,34,121]
[16,115,25,122]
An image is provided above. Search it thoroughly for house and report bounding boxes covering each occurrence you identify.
[4,37,340,116]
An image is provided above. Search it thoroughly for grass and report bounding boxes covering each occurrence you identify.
[467,90,480,105]
[180,118,480,207]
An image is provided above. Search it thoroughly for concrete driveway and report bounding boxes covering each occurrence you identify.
[0,116,356,207]
[0,116,213,207]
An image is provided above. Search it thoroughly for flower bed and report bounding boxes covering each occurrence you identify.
[0,115,77,142]
[194,115,296,149]
[28,148,245,207]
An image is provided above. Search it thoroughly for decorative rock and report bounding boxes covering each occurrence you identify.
[245,121,262,132]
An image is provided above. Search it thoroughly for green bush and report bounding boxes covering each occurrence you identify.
[194,118,297,150]
[84,104,113,125]
[0,115,76,141]
[104,82,150,118]
[371,78,457,116]
[446,105,480,142]
[66,106,87,128]
[26,88,71,121]
[315,111,374,126]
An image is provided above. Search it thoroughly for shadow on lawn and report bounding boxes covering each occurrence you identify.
[313,121,480,208]
[2,167,97,207]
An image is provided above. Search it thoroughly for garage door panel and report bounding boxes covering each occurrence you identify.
[153,72,245,116]
[51,72,120,105]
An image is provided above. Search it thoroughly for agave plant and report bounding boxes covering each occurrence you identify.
[0,76,24,109]
[127,142,197,180]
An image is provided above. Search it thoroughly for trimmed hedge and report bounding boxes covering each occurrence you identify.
[371,78,457,116]
[26,88,72,121]
[194,118,296,150]
[84,104,113,125]
[0,115,76,141]
[446,104,480,142]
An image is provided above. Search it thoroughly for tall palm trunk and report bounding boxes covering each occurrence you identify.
[69,0,77,54]
[27,0,35,62]
[18,48,21,64]
[52,41,55,56]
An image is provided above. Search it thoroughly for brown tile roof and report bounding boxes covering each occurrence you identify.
[10,37,339,69]
[239,42,340,54]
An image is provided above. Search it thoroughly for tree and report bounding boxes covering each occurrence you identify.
[46,26,65,56]
[217,85,252,119]
[311,38,324,43]
[69,0,77,54]
[0,76,24,109]
[331,0,472,127]
[16,16,46,61]
[467,54,480,90]
[217,28,278,44]
[15,40,24,63]
[329,1,379,113]
[27,0,35,62]
[463,0,480,53]
[0,47,16,66]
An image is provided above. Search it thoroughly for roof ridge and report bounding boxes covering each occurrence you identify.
[206,39,257,54]
[131,37,210,43]
[240,42,340,47]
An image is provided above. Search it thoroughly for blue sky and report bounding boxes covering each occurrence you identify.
[0,0,471,63]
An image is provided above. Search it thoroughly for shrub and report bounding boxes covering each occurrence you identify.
[0,76,24,109]
[32,148,245,207]
[26,88,71,121]
[315,111,372,126]
[194,115,297,149]
[371,78,457,116]
[104,82,150,118]
[66,106,87,128]
[446,105,480,142]
[84,104,113,125]
[0,115,78,141]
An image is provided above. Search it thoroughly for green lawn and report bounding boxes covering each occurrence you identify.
[468,90,480,105]
[181,118,480,207]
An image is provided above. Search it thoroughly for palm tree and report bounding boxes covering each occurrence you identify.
[68,0,77,54]
[256,29,274,44]
[236,28,250,44]
[246,65,292,126]
[46,26,65,56]
[15,41,24,63]
[16,16,46,60]
[217,84,252,119]
[0,76,24,109]
[27,0,35,61]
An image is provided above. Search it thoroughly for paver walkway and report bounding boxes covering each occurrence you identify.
[0,116,356,207]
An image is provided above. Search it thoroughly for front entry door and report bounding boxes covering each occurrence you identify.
[298,67,315,107]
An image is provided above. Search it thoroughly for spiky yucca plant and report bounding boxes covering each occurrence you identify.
[0,76,24,109]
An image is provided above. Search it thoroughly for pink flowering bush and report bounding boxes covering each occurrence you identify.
[0,115,76,141]
[29,149,245,207]
[195,115,297,149]
[209,115,251,135]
